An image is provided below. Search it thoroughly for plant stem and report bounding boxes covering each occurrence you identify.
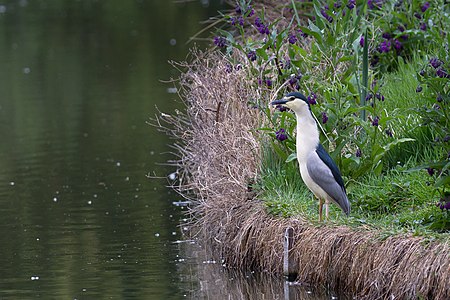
[361,30,368,121]
[290,0,302,27]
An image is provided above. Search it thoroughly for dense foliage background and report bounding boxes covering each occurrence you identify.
[214,0,450,234]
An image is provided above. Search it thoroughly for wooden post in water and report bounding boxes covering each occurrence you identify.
[283,226,297,281]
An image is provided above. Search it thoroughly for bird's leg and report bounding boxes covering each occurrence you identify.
[318,198,324,222]
[325,199,330,220]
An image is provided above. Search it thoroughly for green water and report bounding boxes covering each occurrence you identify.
[0,1,225,298]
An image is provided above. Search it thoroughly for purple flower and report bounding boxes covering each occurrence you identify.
[297,29,308,38]
[321,112,328,124]
[371,80,377,89]
[282,59,291,69]
[375,93,385,101]
[255,17,263,27]
[307,93,317,105]
[395,0,404,7]
[385,128,393,137]
[347,0,356,9]
[288,34,298,44]
[289,73,302,90]
[289,76,298,86]
[393,39,403,51]
[356,148,362,157]
[260,25,270,34]
[370,55,380,67]
[276,105,288,112]
[265,79,273,87]
[426,167,435,176]
[230,17,244,26]
[436,68,449,78]
[382,32,392,39]
[420,22,427,31]
[213,36,227,48]
[437,94,443,102]
[255,17,269,35]
[430,58,442,69]
[359,35,365,47]
[398,25,406,32]
[421,2,430,12]
[334,1,342,9]
[378,40,391,53]
[225,63,233,74]
[414,12,422,19]
[247,50,257,61]
[372,116,380,127]
[275,128,288,141]
[365,93,373,101]
[236,5,253,16]
[320,8,333,23]
[416,86,423,93]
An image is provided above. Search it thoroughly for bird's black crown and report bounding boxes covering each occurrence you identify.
[285,92,308,103]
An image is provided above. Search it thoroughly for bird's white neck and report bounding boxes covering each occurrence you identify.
[295,110,319,162]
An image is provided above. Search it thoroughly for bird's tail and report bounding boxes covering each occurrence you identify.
[342,196,351,216]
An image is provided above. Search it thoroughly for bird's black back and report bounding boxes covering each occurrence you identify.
[316,143,346,192]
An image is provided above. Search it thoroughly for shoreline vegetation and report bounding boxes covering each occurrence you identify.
[160,1,449,298]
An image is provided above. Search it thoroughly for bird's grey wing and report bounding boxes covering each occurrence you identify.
[306,151,350,214]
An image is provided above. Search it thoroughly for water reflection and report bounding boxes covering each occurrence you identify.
[178,241,342,300]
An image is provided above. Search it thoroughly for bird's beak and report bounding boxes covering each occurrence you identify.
[270,99,288,106]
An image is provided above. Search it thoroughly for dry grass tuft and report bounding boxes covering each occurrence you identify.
[160,48,450,299]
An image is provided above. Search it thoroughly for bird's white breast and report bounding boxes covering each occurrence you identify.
[295,115,330,201]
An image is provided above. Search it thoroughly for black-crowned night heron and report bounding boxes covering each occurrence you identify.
[271,92,350,221]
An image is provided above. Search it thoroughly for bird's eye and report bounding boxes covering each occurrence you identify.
[289,96,295,101]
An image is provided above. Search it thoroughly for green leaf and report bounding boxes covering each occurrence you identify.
[271,141,287,161]
[384,138,415,151]
[407,161,450,172]
[256,48,269,60]
[285,152,297,163]
[435,175,450,188]
[290,44,308,57]
[373,160,383,176]
[300,23,322,43]
[338,56,353,63]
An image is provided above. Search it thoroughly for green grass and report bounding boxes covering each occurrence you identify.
[379,56,438,167]
[255,49,449,241]
[257,145,450,241]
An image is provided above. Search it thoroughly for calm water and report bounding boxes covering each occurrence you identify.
[0,1,336,299]
[0,1,223,298]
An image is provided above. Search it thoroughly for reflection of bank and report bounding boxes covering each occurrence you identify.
[177,239,338,300]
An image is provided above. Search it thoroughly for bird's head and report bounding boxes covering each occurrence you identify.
[271,92,310,115]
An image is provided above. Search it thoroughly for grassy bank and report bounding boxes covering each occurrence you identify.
[161,0,450,299]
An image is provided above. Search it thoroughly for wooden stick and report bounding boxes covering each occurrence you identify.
[283,226,297,281]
